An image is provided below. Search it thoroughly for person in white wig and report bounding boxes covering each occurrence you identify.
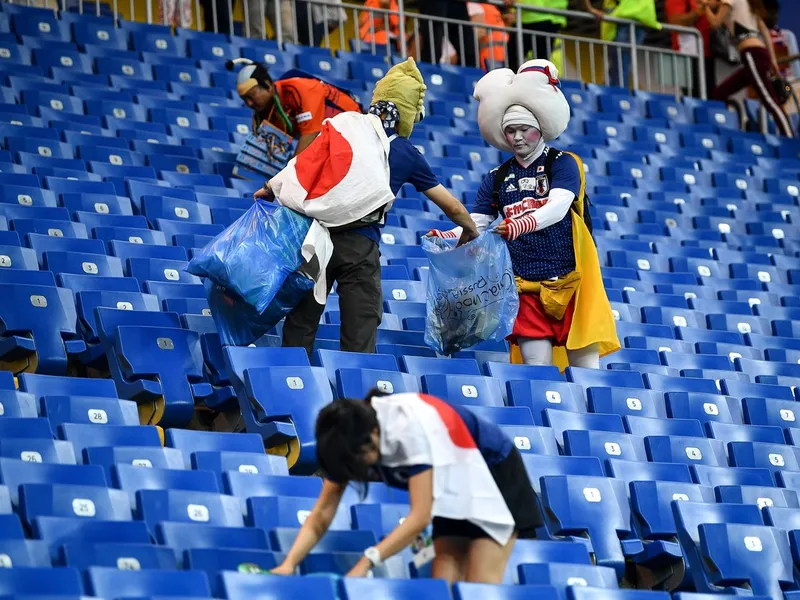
[429,60,619,370]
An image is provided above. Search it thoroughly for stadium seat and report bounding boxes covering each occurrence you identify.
[86,567,211,599]
[0,283,86,375]
[242,366,332,473]
[221,573,338,600]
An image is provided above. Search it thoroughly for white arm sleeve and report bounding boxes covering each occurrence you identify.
[436,213,494,238]
[532,188,575,231]
[471,213,494,233]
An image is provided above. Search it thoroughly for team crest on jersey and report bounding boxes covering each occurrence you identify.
[535,175,549,195]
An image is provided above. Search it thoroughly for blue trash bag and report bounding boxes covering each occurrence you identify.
[186,201,313,314]
[422,231,519,355]
[205,276,314,347]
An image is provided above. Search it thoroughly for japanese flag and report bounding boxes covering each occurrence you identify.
[270,112,395,228]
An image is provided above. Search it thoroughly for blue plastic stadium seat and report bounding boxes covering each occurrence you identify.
[87,566,210,599]
[242,366,332,474]
[157,520,269,557]
[312,349,398,387]
[517,562,619,594]
[19,483,130,526]
[341,579,452,600]
[717,484,798,507]
[60,540,177,571]
[97,309,209,427]
[58,423,161,454]
[113,463,218,498]
[335,367,420,399]
[221,573,338,600]
[19,373,118,401]
[421,374,504,407]
[0,283,86,375]
[0,390,38,418]
[137,488,243,531]
[0,458,107,505]
[646,435,727,466]
[539,474,635,577]
[165,429,265,468]
[0,566,83,597]
[247,495,350,531]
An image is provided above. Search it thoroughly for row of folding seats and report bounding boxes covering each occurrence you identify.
[3,401,800,596]
[0,564,716,600]
[2,431,800,596]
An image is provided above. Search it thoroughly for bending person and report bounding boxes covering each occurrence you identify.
[228,58,363,154]
[257,58,478,356]
[429,60,619,369]
[267,390,541,582]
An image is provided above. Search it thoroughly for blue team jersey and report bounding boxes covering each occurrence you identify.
[377,401,513,491]
[472,147,581,282]
[353,136,439,243]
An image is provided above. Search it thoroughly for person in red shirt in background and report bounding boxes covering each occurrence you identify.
[665,0,717,97]
[228,59,363,155]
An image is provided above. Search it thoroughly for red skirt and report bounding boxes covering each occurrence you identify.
[509,292,575,345]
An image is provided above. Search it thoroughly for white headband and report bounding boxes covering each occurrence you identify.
[502,104,540,131]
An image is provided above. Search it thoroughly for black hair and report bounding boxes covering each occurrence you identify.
[225,58,274,88]
[748,0,767,19]
[315,397,380,485]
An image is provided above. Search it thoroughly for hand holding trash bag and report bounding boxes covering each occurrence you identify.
[422,231,519,355]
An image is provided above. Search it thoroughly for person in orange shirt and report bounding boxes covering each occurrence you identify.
[469,2,512,70]
[359,0,400,48]
[227,59,363,155]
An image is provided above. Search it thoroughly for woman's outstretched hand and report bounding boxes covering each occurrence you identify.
[269,563,296,576]
[345,558,372,578]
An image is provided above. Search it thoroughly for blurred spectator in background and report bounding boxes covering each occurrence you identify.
[665,0,717,97]
[417,0,478,67]
[246,0,297,42]
[584,0,661,89]
[471,2,512,70]
[360,0,401,50]
[705,0,795,136]
[763,0,800,81]
[159,0,192,28]
[442,2,511,69]
[505,0,567,72]
[200,0,234,34]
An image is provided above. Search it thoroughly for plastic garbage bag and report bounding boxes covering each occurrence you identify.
[422,231,519,355]
[204,277,313,347]
[186,201,312,314]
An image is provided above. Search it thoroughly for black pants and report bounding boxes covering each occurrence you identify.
[684,56,717,99]
[282,231,382,357]
[200,0,234,33]
[507,20,562,72]
[418,0,477,67]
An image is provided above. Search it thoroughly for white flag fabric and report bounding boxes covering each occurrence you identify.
[372,393,516,546]
[270,112,395,228]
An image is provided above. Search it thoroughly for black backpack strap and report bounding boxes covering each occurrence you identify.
[492,158,515,209]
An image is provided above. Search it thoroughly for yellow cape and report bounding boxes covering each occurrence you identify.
[510,151,620,371]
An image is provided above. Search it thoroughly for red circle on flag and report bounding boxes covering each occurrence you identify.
[295,122,354,200]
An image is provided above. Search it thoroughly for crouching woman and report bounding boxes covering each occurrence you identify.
[269,390,541,583]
